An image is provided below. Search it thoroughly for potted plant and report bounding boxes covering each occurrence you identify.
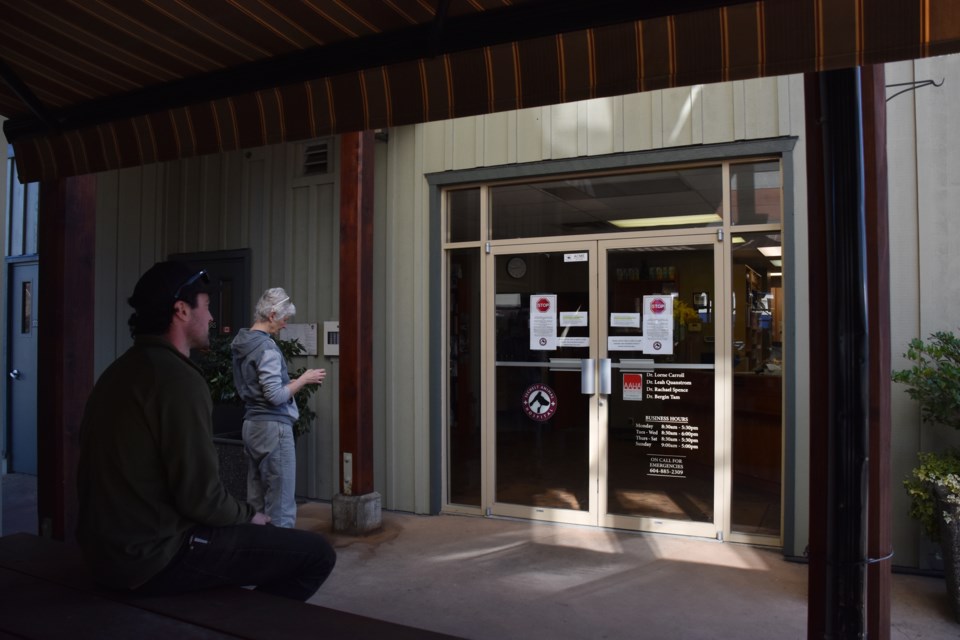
[196,334,320,499]
[892,330,960,621]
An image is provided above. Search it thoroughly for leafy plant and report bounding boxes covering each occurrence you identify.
[197,333,319,438]
[892,331,960,430]
[893,330,960,541]
[905,450,960,540]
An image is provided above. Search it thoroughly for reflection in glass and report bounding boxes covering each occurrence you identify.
[219,278,234,334]
[448,249,482,506]
[21,281,32,334]
[447,188,481,243]
[731,232,783,537]
[495,252,590,511]
[490,167,722,240]
[730,161,782,225]
[605,246,715,522]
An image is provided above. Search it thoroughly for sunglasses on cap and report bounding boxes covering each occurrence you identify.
[173,269,208,301]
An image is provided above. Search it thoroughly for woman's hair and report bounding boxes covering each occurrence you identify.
[254,287,296,322]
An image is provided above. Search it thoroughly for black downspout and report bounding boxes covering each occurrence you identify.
[819,68,870,637]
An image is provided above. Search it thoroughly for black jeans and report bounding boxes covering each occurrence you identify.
[136,524,336,601]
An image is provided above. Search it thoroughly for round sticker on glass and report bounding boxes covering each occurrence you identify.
[522,383,558,422]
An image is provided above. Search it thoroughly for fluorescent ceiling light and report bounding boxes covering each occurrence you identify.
[732,236,746,244]
[758,246,781,257]
[769,271,782,277]
[610,213,722,229]
[770,259,782,267]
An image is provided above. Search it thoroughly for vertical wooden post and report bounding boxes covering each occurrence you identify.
[862,64,892,640]
[805,66,892,637]
[37,175,96,542]
[804,71,829,637]
[333,130,381,533]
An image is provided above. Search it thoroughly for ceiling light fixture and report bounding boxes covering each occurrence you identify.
[610,213,722,228]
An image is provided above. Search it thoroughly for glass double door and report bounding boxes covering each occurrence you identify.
[490,235,723,537]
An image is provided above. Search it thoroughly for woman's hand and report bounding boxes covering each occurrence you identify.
[289,368,326,395]
[302,368,326,386]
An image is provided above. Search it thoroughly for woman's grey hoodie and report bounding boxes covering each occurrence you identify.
[231,329,298,424]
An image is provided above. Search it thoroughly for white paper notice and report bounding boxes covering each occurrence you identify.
[557,336,589,348]
[608,336,647,351]
[559,311,588,327]
[280,323,318,356]
[529,294,558,350]
[610,312,641,328]
[642,295,673,355]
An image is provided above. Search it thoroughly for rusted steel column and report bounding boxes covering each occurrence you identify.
[37,175,96,542]
[334,130,380,533]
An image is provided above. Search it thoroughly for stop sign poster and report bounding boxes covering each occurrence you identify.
[529,294,558,350]
[643,295,674,355]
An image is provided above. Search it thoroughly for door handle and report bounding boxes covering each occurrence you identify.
[9,369,21,379]
[580,359,595,395]
[599,358,612,395]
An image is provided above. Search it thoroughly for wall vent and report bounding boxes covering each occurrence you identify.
[302,141,330,176]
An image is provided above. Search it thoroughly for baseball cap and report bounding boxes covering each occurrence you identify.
[128,261,210,311]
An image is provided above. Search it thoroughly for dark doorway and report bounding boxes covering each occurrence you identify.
[169,249,251,339]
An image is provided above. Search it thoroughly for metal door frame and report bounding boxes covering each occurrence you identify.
[596,234,727,539]
[482,233,730,538]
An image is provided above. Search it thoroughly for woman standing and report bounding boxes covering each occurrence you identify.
[231,288,325,527]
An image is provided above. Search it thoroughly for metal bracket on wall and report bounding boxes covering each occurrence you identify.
[885,78,944,102]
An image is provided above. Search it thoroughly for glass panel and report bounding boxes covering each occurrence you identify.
[495,251,590,511]
[9,159,24,256]
[25,182,39,254]
[605,245,715,522]
[21,281,32,334]
[448,249,482,506]
[447,188,481,243]
[730,161,782,225]
[490,167,723,240]
[731,232,783,536]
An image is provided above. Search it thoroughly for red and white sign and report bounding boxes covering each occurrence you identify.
[642,295,674,355]
[529,294,557,350]
[623,373,644,401]
[522,383,558,422]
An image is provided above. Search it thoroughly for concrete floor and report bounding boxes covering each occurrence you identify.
[297,504,959,639]
[2,473,957,638]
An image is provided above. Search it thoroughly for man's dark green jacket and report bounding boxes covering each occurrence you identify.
[77,335,254,589]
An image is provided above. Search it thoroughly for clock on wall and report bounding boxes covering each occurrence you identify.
[507,256,527,279]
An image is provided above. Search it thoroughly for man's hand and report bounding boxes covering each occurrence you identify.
[251,512,272,525]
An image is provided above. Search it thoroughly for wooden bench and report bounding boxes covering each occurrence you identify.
[0,533,459,639]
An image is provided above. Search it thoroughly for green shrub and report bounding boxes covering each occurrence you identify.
[893,330,960,541]
[905,450,960,540]
[892,331,960,431]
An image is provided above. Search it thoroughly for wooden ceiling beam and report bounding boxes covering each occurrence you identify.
[2,0,752,143]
